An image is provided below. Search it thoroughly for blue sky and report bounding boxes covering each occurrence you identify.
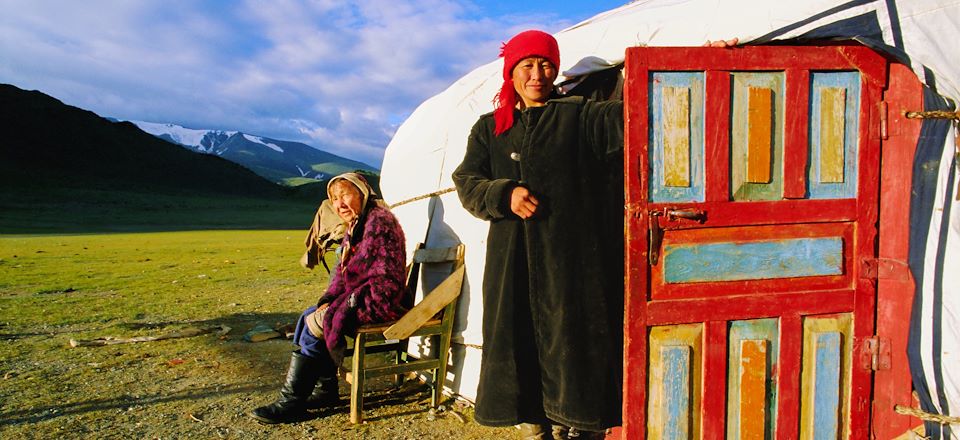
[0,0,628,167]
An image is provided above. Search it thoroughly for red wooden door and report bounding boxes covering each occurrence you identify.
[622,45,887,439]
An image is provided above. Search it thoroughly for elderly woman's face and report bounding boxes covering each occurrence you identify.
[330,180,363,223]
[512,57,557,108]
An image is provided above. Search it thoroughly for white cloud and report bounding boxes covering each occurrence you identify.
[0,0,587,167]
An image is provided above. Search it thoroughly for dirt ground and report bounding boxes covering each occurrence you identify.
[0,231,510,439]
[0,318,507,440]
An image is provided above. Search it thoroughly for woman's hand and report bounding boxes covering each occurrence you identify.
[510,186,539,219]
[703,37,739,47]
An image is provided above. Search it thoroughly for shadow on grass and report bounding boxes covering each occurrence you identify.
[0,312,438,427]
[306,380,435,422]
[0,382,273,426]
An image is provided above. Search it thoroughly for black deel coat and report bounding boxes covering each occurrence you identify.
[452,96,624,431]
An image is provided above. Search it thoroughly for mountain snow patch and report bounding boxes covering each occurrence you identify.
[133,121,209,147]
[242,134,284,153]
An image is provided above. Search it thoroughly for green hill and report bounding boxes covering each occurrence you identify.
[0,84,335,233]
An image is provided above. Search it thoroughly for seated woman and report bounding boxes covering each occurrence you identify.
[249,172,409,424]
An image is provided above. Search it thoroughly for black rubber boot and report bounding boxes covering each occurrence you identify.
[249,351,323,424]
[305,376,340,409]
[304,342,341,409]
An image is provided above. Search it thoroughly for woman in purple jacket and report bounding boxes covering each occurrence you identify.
[250,172,408,424]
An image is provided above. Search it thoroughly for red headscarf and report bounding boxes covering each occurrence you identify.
[493,30,560,136]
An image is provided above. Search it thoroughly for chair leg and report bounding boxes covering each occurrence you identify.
[393,348,402,387]
[350,333,366,424]
[433,333,452,408]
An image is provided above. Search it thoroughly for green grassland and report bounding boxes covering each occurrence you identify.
[0,231,495,439]
[0,187,320,234]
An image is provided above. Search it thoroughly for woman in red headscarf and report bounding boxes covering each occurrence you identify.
[453,30,624,439]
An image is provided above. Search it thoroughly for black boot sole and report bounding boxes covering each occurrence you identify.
[247,407,310,424]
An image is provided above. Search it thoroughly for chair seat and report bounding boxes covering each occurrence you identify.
[355,317,442,335]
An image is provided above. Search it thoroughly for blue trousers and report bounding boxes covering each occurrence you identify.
[292,305,335,366]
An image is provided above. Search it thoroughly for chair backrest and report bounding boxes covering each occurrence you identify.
[382,244,465,340]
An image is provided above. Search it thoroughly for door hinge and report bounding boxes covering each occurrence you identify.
[862,336,891,371]
[860,258,911,281]
[880,100,888,140]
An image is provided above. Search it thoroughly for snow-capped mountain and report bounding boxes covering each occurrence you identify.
[129,120,378,185]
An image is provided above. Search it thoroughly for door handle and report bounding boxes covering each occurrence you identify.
[649,211,663,266]
[665,208,706,222]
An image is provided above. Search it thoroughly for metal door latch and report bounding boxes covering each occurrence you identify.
[648,207,707,265]
[649,211,664,266]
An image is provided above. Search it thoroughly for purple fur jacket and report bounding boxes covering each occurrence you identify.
[318,205,408,363]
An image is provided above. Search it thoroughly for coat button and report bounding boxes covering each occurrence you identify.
[510,152,520,161]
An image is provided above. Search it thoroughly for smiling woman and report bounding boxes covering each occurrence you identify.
[511,57,558,108]
[452,29,624,440]
[328,179,363,224]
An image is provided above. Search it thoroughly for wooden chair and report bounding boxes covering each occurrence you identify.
[341,243,465,424]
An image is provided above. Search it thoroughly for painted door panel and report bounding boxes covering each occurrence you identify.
[623,46,886,440]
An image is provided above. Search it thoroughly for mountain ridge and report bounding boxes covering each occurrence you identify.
[128,120,379,185]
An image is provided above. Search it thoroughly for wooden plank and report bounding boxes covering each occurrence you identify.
[647,290,854,326]
[662,346,692,439]
[645,198,858,229]
[622,50,650,440]
[810,332,841,440]
[705,70,731,202]
[808,72,860,199]
[360,358,439,378]
[727,319,778,439]
[625,46,887,84]
[650,72,705,203]
[663,237,843,283]
[730,72,783,201]
[662,86,692,187]
[350,332,367,424]
[648,324,703,439]
[747,87,773,183]
[653,222,853,299]
[783,69,810,199]
[739,339,768,440]
[777,315,803,439]
[382,265,464,340]
[413,246,461,264]
[850,74,884,440]
[799,315,852,440]
[819,87,847,183]
[872,62,923,439]
[702,321,728,439]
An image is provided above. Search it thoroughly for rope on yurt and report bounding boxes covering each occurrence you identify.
[895,404,960,425]
[389,187,456,209]
[904,110,960,120]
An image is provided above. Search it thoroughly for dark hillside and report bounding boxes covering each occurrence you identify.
[0,84,284,197]
[0,84,322,232]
